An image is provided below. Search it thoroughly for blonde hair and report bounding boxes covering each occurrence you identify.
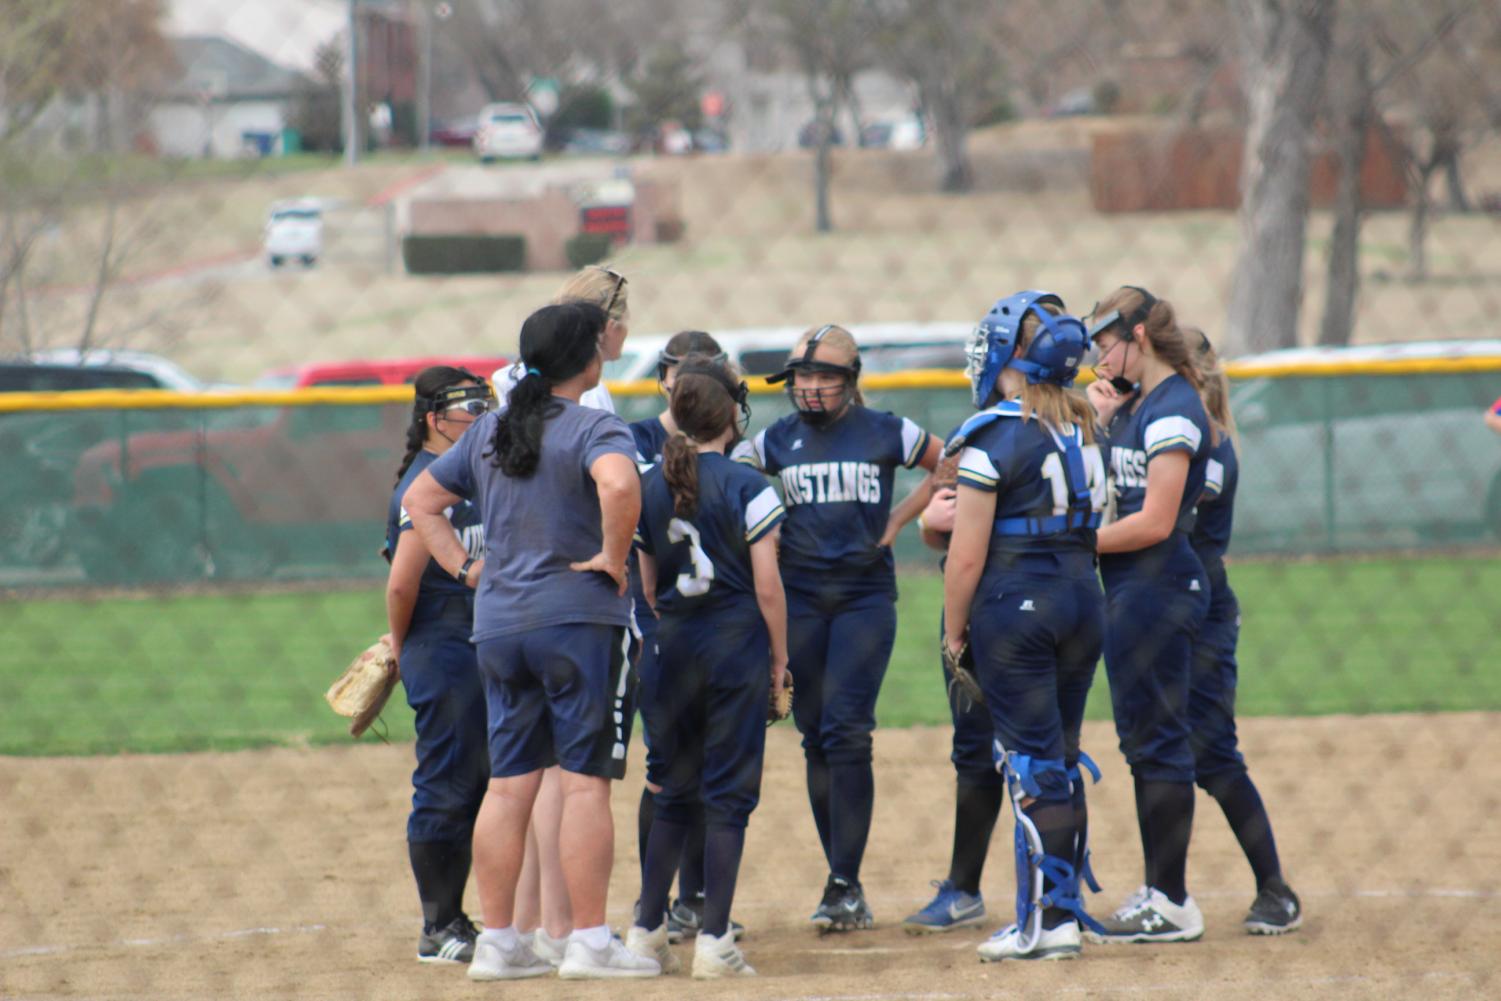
[1185,325,1237,445]
[554,265,629,323]
[1016,305,1096,444]
[1094,287,1203,392]
[791,324,864,405]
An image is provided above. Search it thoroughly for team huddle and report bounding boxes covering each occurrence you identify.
[381,265,1301,982]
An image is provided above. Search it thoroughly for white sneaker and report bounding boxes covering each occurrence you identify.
[523,929,568,968]
[1083,887,1204,944]
[625,923,681,974]
[466,937,554,981]
[977,922,1082,962]
[693,931,756,978]
[558,935,662,979]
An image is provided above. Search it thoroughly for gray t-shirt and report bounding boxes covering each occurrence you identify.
[427,399,637,641]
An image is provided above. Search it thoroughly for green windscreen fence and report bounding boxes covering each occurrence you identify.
[1,368,1497,589]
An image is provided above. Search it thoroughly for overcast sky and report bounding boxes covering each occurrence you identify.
[167,0,348,71]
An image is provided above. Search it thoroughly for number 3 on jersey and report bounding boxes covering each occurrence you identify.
[1039,445,1108,516]
[667,518,716,596]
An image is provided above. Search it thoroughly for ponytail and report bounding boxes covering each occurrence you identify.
[1187,326,1237,445]
[491,370,559,478]
[661,432,700,517]
[1142,300,1204,392]
[486,301,608,478]
[394,418,426,486]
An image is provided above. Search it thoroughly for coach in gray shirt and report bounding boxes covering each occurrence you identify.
[404,301,659,980]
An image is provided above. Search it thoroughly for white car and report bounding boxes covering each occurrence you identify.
[474,103,544,162]
[603,322,972,384]
[1227,339,1501,552]
[264,199,323,268]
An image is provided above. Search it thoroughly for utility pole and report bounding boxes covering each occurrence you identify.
[343,0,361,167]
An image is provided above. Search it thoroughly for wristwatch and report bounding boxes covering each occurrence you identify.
[455,557,477,585]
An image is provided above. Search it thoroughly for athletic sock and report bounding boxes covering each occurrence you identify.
[805,750,834,866]
[1202,770,1283,891]
[678,820,707,902]
[409,839,468,930]
[947,778,1005,895]
[1132,774,1155,892]
[637,787,655,886]
[638,817,691,932]
[1071,774,1092,882]
[1138,779,1195,905]
[1024,802,1078,929]
[829,759,876,882]
[701,824,746,938]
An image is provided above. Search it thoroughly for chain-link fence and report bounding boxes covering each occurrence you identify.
[4,1,1501,998]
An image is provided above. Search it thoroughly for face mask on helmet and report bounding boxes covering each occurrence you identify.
[767,325,860,425]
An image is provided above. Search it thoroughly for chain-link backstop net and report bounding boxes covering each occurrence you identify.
[3,1,1501,998]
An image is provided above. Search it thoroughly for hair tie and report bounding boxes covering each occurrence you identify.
[526,367,541,377]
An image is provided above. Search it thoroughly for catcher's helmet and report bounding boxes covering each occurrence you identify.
[966,291,1088,407]
[766,324,861,419]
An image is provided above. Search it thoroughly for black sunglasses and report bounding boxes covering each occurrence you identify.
[599,267,626,318]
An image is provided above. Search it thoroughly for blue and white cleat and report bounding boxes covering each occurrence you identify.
[902,879,986,935]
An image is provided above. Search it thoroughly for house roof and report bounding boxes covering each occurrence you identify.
[160,35,311,102]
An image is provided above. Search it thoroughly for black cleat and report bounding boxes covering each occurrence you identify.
[810,875,874,933]
[418,914,479,964]
[1244,878,1302,935]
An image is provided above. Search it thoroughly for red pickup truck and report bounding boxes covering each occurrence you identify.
[69,356,507,584]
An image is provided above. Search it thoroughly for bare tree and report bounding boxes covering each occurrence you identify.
[868,0,1005,193]
[1225,0,1335,354]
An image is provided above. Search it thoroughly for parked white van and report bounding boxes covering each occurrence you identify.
[474,102,544,162]
[264,199,323,268]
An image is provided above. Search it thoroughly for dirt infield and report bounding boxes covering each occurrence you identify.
[3,713,1496,1000]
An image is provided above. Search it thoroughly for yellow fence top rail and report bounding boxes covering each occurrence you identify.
[2,356,1500,412]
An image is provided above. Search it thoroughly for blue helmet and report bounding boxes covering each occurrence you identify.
[965,290,1089,407]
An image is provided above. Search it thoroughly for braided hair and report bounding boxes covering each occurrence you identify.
[394,366,481,485]
[487,301,608,478]
[661,355,746,517]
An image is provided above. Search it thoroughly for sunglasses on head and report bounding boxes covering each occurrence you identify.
[598,266,627,318]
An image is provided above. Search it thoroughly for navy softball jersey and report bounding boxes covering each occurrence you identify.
[631,415,671,467]
[1101,373,1212,565]
[744,406,930,586]
[1191,432,1238,581]
[636,452,786,611]
[954,402,1106,576]
[388,450,485,593]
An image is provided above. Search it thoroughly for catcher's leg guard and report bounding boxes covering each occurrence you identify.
[996,742,1106,951]
[1069,753,1103,895]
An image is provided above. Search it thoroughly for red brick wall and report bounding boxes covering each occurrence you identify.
[1091,125,1408,213]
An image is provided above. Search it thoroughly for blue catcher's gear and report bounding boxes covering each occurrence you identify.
[1069,754,1104,895]
[993,740,1105,953]
[965,292,1089,407]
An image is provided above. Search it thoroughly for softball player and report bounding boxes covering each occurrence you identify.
[404,301,658,981]
[629,331,746,942]
[742,324,942,931]
[942,292,1109,961]
[1084,286,1212,944]
[385,366,494,965]
[1186,329,1301,934]
[626,356,788,978]
[900,447,1007,935]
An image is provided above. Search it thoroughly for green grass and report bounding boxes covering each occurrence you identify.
[3,555,1498,756]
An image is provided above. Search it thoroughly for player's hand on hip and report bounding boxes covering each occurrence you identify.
[570,552,628,595]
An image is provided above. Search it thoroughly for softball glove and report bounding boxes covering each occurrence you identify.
[326,636,400,739]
